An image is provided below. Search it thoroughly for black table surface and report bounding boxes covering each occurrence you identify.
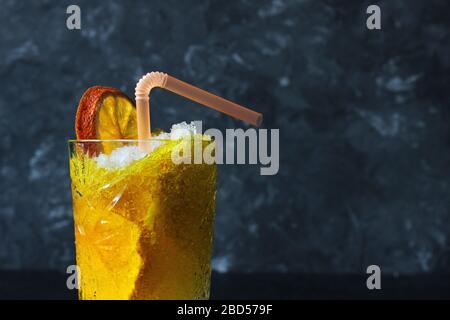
[1,271,449,300]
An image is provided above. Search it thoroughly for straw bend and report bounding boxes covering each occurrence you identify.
[135,72,168,100]
[135,72,169,143]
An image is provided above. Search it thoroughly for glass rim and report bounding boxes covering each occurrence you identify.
[68,138,172,143]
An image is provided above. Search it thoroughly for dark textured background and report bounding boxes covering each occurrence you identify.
[1,0,449,276]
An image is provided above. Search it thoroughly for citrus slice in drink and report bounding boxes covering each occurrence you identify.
[74,86,143,298]
[73,198,142,299]
[75,86,137,154]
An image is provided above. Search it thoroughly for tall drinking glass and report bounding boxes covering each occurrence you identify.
[68,139,217,300]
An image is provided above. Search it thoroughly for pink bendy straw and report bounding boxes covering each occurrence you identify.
[135,72,263,150]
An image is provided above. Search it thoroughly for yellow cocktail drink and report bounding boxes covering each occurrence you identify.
[70,72,261,299]
[69,138,217,299]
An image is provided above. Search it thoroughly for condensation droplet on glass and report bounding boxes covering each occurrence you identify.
[77,224,86,235]
[107,187,125,211]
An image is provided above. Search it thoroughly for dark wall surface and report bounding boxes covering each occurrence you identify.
[0,0,449,275]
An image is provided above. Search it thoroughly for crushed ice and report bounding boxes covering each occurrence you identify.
[95,121,199,169]
[170,121,198,139]
[95,146,147,169]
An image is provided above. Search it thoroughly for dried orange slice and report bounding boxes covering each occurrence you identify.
[75,86,137,154]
